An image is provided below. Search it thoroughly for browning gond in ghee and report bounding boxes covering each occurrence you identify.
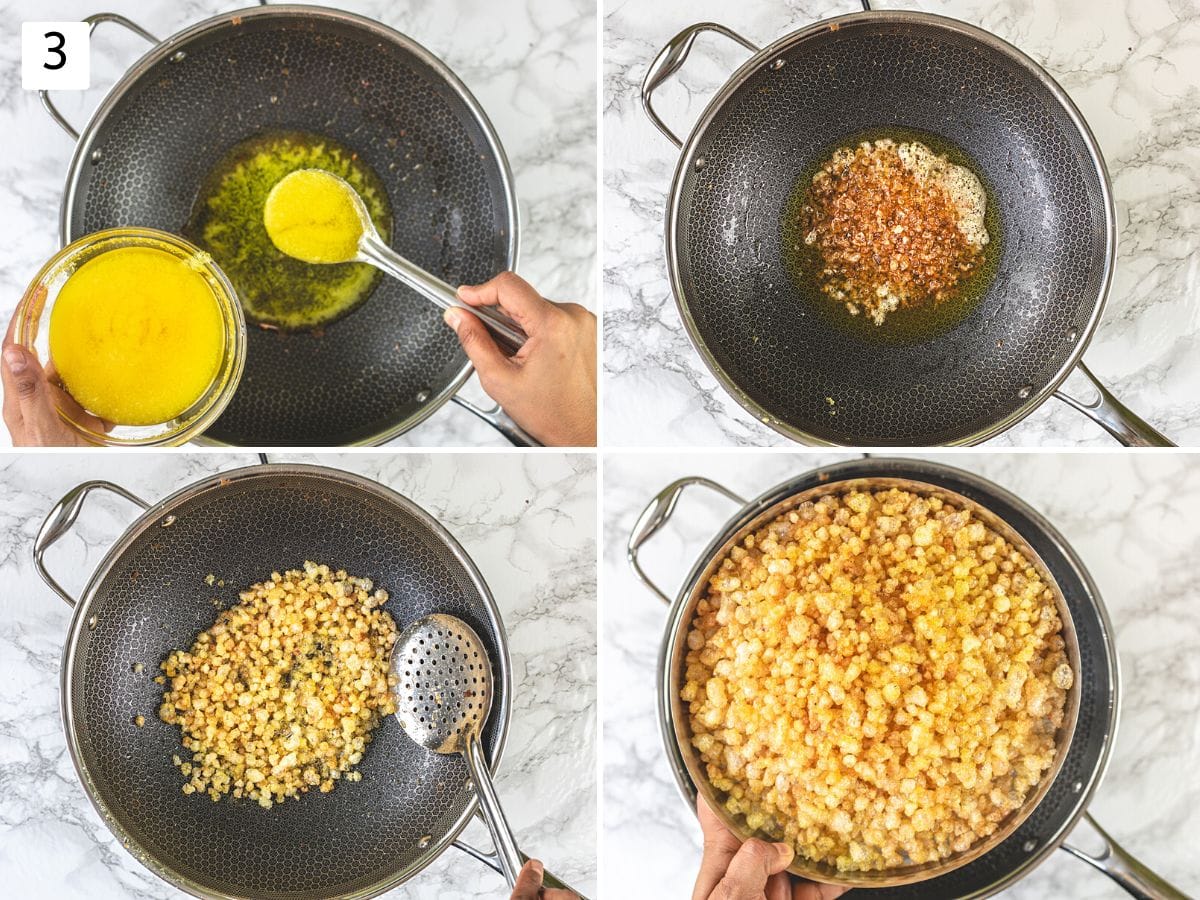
[782,128,1003,346]
[186,131,392,330]
[49,247,225,426]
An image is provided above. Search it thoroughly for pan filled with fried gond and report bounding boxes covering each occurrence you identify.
[641,1,1173,446]
[628,457,1188,897]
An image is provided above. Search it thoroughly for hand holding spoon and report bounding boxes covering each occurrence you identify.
[390,613,586,897]
[264,169,526,353]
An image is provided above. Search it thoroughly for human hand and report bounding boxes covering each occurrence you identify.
[509,858,580,900]
[694,798,849,900]
[3,297,106,447]
[444,272,596,447]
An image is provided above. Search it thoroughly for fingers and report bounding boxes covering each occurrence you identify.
[793,883,850,900]
[444,306,513,391]
[3,344,75,446]
[692,797,746,900]
[712,839,794,900]
[457,272,553,330]
[766,872,794,900]
[510,859,544,900]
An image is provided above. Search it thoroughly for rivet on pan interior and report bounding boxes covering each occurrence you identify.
[1067,329,1078,342]
[1022,839,1037,852]
[170,50,187,63]
[416,389,431,403]
[1072,780,1083,793]
[417,834,433,849]
[1017,385,1033,399]
[87,615,97,630]
[90,149,103,164]
[694,157,706,171]
[770,58,786,70]
[161,515,177,528]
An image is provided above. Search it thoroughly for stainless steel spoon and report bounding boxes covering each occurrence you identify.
[390,613,585,895]
[269,170,526,353]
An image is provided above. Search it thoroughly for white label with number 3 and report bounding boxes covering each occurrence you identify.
[22,22,90,91]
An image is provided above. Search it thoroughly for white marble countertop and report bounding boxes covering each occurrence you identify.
[0,0,596,448]
[0,451,597,898]
[602,450,1200,898]
[602,0,1200,447]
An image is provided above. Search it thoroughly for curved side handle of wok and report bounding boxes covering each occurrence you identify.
[39,13,160,142]
[1054,362,1174,447]
[453,833,588,897]
[628,476,746,605]
[34,480,150,608]
[641,23,760,148]
[451,394,542,447]
[451,738,591,897]
[1060,813,1189,900]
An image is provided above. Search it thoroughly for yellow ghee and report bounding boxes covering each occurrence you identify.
[49,246,226,426]
[263,169,365,264]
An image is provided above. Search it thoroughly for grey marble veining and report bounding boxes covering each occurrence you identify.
[603,0,1200,447]
[0,452,597,898]
[0,0,596,448]
[602,450,1200,898]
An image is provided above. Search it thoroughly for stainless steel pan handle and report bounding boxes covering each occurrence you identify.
[1054,362,1174,447]
[641,23,760,148]
[452,806,590,898]
[628,476,746,604]
[451,395,541,447]
[1061,814,1189,899]
[39,13,160,141]
[34,480,150,607]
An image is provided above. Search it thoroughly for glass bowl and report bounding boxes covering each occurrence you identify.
[16,228,246,446]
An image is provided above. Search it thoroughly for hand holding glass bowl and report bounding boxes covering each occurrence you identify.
[13,228,246,446]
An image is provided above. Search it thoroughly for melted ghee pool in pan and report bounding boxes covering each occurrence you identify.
[186,131,392,331]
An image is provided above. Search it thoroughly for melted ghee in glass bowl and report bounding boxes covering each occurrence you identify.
[49,246,226,425]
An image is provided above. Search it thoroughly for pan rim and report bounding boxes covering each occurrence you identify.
[652,458,1122,896]
[57,463,514,900]
[57,4,521,448]
[663,10,1117,447]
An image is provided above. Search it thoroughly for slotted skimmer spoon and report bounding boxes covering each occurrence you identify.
[391,613,585,895]
[269,169,527,353]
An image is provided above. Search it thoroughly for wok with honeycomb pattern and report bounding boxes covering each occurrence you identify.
[33,464,519,898]
[641,4,1172,446]
[41,5,519,446]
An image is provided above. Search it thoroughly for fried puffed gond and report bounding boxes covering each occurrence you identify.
[159,562,398,807]
[683,489,1070,872]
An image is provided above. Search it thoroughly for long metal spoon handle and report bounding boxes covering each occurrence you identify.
[357,235,526,354]
[463,732,525,887]
[1061,814,1189,899]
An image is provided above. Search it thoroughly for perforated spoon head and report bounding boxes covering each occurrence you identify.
[389,613,494,755]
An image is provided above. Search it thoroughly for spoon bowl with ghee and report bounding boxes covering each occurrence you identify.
[17,229,246,446]
[263,169,526,352]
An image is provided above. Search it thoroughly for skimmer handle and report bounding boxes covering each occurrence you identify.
[39,13,159,141]
[641,23,760,148]
[357,234,526,354]
[34,480,150,607]
[463,731,525,886]
[1054,362,1174,447]
[627,476,746,604]
[1061,813,1189,899]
